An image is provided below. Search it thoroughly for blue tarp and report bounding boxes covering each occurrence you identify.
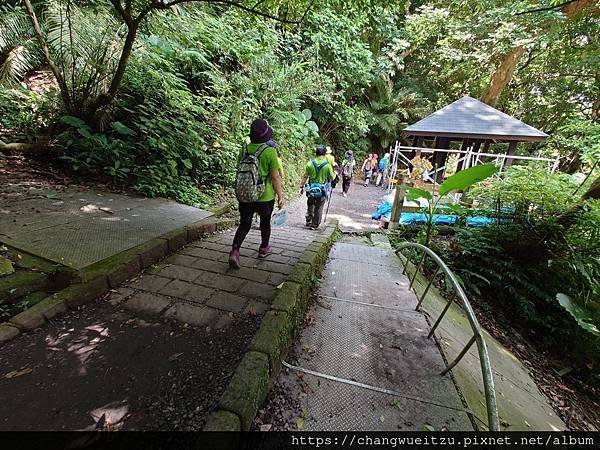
[371,201,499,227]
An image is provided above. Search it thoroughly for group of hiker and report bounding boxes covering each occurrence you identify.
[228,118,386,269]
[361,152,391,187]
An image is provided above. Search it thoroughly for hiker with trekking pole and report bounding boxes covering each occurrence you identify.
[299,145,335,230]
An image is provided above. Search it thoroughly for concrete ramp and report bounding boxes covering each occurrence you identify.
[406,268,566,431]
[271,236,474,431]
[0,189,211,269]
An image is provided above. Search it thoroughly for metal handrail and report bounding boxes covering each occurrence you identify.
[395,242,500,431]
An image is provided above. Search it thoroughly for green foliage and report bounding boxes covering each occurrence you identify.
[472,166,579,222]
[0,87,59,142]
[556,293,600,337]
[439,164,499,196]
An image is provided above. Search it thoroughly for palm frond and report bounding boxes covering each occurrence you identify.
[0,5,40,85]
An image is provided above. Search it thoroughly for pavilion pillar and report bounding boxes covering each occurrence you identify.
[504,141,518,168]
[479,140,491,162]
[471,140,483,165]
[432,137,450,183]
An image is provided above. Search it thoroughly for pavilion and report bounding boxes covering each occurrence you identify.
[400,96,549,182]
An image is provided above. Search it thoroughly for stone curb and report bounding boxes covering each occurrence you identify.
[0,215,230,347]
[203,220,339,431]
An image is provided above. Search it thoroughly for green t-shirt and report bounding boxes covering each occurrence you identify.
[238,143,279,202]
[305,156,335,184]
[325,154,337,167]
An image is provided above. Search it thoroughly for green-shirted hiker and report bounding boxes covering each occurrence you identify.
[229,119,285,269]
[299,145,335,230]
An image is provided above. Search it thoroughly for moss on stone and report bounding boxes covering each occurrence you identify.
[250,310,292,375]
[219,351,270,431]
[0,272,50,303]
[203,410,241,431]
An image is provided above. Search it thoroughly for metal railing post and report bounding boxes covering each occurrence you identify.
[396,242,500,431]
[427,294,454,338]
[416,267,440,310]
[441,335,476,376]
[409,251,426,290]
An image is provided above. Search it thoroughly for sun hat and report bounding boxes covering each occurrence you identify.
[250,119,273,143]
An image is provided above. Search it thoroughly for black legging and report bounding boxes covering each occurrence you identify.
[232,200,275,249]
[342,176,352,194]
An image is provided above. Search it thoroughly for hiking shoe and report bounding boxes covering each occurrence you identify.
[228,248,240,269]
[258,245,272,258]
[343,192,347,198]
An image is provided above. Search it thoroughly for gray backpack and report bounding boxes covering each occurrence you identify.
[235,144,268,203]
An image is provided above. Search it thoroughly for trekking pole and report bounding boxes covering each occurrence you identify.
[324,187,333,221]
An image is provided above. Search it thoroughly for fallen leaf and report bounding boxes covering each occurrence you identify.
[228,312,235,319]
[259,424,272,432]
[524,420,531,428]
[379,415,385,423]
[390,399,401,410]
[248,306,257,316]
[500,419,510,428]
[276,283,284,289]
[423,424,435,431]
[5,367,33,378]
[295,417,304,430]
[168,353,183,362]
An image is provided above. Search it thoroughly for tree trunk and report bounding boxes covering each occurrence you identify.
[480,0,596,107]
[562,0,598,19]
[480,46,525,107]
[582,175,600,201]
[22,0,74,114]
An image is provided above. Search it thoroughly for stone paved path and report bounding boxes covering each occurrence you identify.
[0,196,331,431]
[109,195,323,327]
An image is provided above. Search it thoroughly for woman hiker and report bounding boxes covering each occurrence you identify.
[361,154,373,186]
[340,150,356,197]
[229,119,285,269]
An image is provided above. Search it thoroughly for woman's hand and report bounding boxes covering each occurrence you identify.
[277,197,285,210]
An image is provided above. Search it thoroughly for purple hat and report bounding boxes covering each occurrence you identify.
[250,118,273,143]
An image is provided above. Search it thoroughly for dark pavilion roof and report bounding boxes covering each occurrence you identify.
[403,96,548,142]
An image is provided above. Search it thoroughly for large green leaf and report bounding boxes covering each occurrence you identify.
[556,293,600,337]
[61,115,87,128]
[306,120,319,136]
[302,108,312,120]
[111,121,135,136]
[400,185,432,201]
[439,164,498,196]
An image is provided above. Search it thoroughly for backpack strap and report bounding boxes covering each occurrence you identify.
[310,160,329,183]
[254,143,269,158]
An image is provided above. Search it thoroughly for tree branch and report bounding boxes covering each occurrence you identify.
[108,0,132,25]
[515,0,577,15]
[156,0,315,25]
